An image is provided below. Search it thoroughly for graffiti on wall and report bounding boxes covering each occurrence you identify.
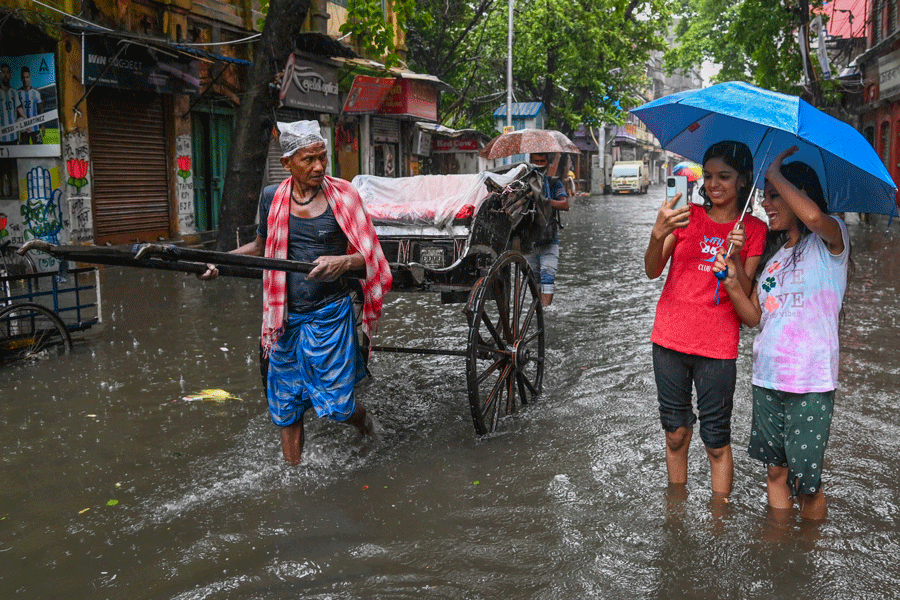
[64,129,93,244]
[21,164,63,243]
[175,135,195,234]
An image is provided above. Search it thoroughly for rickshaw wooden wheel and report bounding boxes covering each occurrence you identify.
[0,302,72,363]
[466,251,544,435]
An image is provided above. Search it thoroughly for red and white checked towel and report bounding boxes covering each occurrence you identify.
[261,175,392,356]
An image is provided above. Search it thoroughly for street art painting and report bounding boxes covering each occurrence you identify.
[21,163,63,244]
[64,129,93,244]
[175,135,195,234]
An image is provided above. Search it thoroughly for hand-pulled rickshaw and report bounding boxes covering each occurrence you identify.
[18,162,554,435]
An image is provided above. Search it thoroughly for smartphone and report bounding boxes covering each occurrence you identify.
[666,175,689,209]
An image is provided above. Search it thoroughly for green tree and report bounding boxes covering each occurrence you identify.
[407,0,674,135]
[665,0,833,103]
[217,0,417,249]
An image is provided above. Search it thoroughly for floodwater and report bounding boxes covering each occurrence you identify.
[2,187,900,599]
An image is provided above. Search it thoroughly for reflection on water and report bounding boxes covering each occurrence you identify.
[1,192,899,599]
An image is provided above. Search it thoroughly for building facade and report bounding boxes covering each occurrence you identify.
[0,0,442,264]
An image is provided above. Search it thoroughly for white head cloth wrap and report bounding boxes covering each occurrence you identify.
[278,120,325,158]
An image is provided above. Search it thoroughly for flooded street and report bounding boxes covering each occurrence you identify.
[3,186,900,599]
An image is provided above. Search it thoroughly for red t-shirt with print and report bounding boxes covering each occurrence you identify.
[651,203,767,359]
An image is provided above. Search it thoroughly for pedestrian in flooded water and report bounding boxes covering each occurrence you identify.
[644,140,767,499]
[199,120,392,465]
[527,152,570,307]
[714,146,850,520]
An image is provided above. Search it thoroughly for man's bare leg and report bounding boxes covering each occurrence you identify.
[542,293,553,306]
[345,403,376,442]
[280,418,305,465]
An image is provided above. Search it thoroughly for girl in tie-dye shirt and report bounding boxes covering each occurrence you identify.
[715,146,850,522]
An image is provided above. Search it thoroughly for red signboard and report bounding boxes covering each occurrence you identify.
[432,137,479,153]
[342,75,396,113]
[377,79,438,121]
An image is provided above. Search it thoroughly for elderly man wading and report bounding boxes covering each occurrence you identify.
[200,121,392,464]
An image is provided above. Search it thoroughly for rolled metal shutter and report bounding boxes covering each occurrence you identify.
[88,91,171,244]
[266,136,286,186]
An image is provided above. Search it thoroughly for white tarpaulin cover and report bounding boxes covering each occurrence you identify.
[352,165,529,229]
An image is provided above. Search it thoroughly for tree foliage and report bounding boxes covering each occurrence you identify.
[340,0,418,69]
[665,0,832,98]
[407,0,675,135]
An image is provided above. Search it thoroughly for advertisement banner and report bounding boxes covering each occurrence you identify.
[0,53,60,158]
[342,75,396,113]
[82,35,200,95]
[378,79,437,121]
[279,54,341,114]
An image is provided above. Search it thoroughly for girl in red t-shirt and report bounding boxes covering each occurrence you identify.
[644,140,767,500]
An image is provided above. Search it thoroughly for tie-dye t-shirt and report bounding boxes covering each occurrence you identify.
[752,216,849,393]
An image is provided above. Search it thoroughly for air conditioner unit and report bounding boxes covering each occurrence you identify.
[414,132,432,157]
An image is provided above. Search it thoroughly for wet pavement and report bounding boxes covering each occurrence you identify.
[2,185,900,599]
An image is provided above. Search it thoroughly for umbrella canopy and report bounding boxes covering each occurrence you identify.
[631,81,898,216]
[479,128,580,159]
[672,161,702,181]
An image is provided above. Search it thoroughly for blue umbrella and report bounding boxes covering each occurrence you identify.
[631,81,898,217]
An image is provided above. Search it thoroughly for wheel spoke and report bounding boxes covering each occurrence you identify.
[476,355,507,385]
[482,362,513,426]
[516,372,530,404]
[516,297,540,341]
[520,371,539,396]
[480,311,506,350]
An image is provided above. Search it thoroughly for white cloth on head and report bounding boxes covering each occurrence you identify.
[278,120,325,158]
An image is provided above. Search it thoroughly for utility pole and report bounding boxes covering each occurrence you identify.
[797,0,824,107]
[506,0,513,131]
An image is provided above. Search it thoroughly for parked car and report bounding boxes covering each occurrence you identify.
[611,161,649,194]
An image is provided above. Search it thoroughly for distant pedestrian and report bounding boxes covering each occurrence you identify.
[714,146,850,521]
[527,152,570,307]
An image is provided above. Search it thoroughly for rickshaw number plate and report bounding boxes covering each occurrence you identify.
[420,246,445,268]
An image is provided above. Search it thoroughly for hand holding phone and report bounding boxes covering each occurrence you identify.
[666,175,689,209]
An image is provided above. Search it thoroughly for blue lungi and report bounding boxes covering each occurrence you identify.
[266,296,366,426]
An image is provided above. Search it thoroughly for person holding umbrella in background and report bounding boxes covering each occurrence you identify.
[644,140,767,500]
[713,146,850,521]
[527,151,570,307]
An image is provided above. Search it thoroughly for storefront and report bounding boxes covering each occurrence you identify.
[340,65,443,178]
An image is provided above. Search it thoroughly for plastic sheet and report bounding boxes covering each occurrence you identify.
[352,165,529,229]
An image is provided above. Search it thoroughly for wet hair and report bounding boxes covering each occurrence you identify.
[756,160,853,322]
[755,161,828,279]
[698,140,754,213]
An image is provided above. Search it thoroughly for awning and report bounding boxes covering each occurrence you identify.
[172,45,251,66]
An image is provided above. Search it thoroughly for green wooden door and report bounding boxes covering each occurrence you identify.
[191,107,234,231]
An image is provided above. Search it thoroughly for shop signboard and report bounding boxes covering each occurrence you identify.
[279,54,341,114]
[341,75,396,113]
[378,79,437,121]
[432,137,479,153]
[879,49,900,100]
[0,53,60,158]
[82,35,200,95]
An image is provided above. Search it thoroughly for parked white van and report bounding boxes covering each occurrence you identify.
[611,161,649,194]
